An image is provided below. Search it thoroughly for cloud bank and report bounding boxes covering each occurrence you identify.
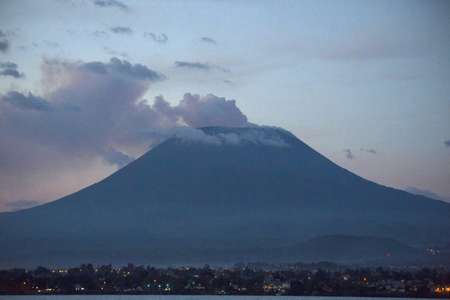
[0,57,250,211]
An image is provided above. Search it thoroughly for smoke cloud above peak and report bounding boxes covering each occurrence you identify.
[0,57,251,211]
[173,127,290,148]
[177,93,248,128]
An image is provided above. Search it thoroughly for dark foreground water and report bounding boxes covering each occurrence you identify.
[0,296,426,300]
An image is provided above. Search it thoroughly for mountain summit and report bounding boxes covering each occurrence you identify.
[1,126,449,267]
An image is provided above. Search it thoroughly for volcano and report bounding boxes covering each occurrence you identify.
[1,126,449,267]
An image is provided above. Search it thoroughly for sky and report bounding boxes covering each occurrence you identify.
[0,0,449,211]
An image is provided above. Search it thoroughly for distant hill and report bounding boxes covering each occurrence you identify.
[0,126,449,267]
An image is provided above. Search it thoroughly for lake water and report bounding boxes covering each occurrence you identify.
[0,296,424,300]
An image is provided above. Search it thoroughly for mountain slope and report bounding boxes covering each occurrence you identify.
[279,235,426,264]
[1,126,449,267]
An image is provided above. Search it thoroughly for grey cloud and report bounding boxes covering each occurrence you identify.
[445,140,450,147]
[175,61,229,72]
[0,40,9,53]
[1,91,51,111]
[0,62,17,68]
[176,93,248,128]
[0,30,9,53]
[0,57,250,210]
[81,57,164,81]
[201,37,217,45]
[0,29,15,38]
[344,149,355,160]
[93,0,128,10]
[175,61,210,70]
[174,127,288,148]
[217,130,288,147]
[0,61,24,78]
[110,26,133,35]
[172,127,222,145]
[103,148,133,168]
[0,68,24,78]
[144,32,168,44]
[360,148,377,154]
[4,199,40,212]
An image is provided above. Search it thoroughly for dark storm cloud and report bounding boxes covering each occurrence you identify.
[0,62,24,78]
[344,149,355,160]
[93,0,128,10]
[175,61,229,72]
[110,26,133,35]
[144,32,168,44]
[201,37,217,45]
[0,57,250,210]
[445,140,450,147]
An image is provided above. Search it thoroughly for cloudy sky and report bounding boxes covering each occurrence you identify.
[0,0,449,211]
